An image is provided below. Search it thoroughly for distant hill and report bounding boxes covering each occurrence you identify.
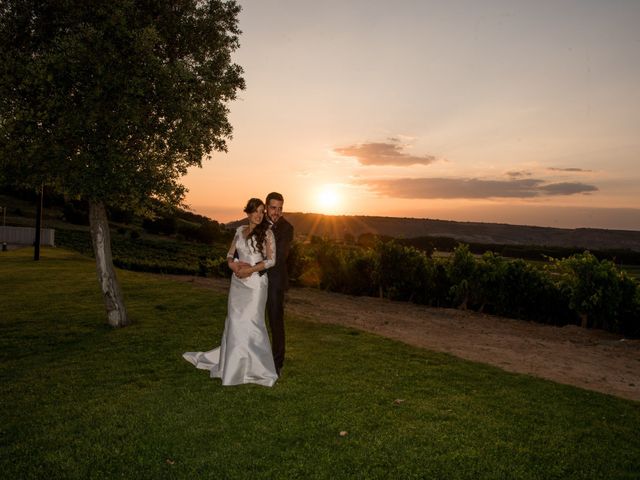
[228,212,640,252]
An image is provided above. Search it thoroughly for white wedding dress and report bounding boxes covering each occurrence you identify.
[183,226,278,387]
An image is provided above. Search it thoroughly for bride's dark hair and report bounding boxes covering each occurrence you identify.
[244,198,269,256]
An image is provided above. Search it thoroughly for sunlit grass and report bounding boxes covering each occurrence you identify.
[1,248,639,479]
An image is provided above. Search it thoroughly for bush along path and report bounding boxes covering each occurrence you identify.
[292,240,640,338]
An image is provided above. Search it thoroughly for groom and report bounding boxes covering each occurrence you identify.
[265,192,294,376]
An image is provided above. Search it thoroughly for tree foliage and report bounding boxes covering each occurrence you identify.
[0,0,245,326]
[0,0,244,209]
[552,251,640,333]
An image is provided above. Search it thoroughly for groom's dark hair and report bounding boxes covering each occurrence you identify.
[266,192,284,203]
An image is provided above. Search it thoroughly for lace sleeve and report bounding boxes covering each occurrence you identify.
[263,229,276,269]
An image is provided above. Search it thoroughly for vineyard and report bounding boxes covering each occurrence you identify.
[288,239,640,338]
[56,228,231,277]
[54,226,640,338]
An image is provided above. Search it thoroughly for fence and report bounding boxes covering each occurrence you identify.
[0,226,55,246]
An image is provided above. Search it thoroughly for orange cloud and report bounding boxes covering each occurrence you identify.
[334,140,436,166]
[548,167,593,173]
[357,177,598,199]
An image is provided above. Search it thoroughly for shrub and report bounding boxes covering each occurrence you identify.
[552,251,639,332]
[617,275,640,337]
[198,256,232,278]
[446,244,477,309]
[287,242,315,285]
[472,251,507,312]
[374,240,432,302]
[343,248,379,297]
[496,258,572,325]
[316,240,349,292]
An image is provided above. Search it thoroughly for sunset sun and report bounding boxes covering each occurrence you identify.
[316,185,343,214]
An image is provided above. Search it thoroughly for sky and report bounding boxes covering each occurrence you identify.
[183,0,640,230]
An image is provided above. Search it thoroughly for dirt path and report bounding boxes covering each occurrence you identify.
[169,275,640,402]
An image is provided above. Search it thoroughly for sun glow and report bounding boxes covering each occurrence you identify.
[315,185,343,214]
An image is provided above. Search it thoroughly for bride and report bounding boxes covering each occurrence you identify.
[183,198,278,387]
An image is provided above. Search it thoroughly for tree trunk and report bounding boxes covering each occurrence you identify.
[89,200,129,327]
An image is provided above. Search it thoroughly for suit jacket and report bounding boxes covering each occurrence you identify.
[267,216,294,290]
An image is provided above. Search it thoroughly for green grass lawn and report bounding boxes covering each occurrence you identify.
[1,248,639,479]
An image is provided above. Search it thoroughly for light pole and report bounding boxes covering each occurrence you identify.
[1,206,6,251]
[34,184,43,260]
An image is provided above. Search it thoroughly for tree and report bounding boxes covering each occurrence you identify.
[553,251,634,330]
[446,243,477,309]
[374,239,430,302]
[0,0,245,326]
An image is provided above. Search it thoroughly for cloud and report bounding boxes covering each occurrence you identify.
[334,140,436,166]
[548,167,593,173]
[539,182,598,195]
[357,177,599,199]
[506,170,533,178]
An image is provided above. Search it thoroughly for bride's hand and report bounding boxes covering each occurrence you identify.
[236,266,253,278]
[230,261,250,274]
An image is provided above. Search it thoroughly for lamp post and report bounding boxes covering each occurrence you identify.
[1,206,6,252]
[34,183,43,260]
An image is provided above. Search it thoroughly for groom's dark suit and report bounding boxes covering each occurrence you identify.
[267,216,294,374]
